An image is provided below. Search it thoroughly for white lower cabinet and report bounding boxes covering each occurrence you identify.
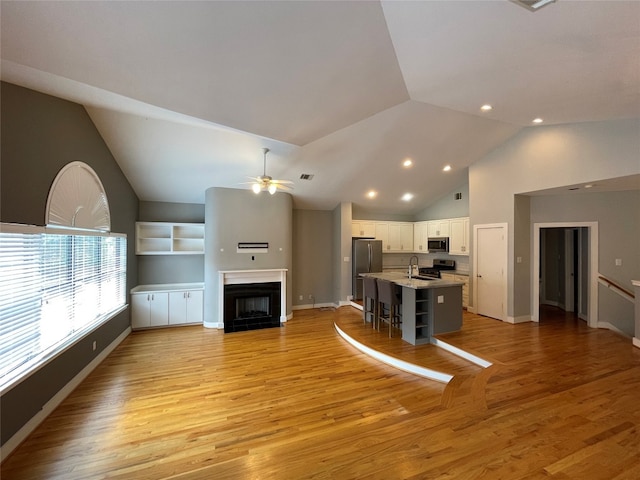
[441,273,469,308]
[131,292,169,329]
[169,290,204,325]
[131,283,204,330]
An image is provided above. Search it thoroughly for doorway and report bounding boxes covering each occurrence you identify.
[533,222,598,327]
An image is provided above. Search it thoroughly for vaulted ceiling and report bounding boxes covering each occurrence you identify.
[2,1,639,214]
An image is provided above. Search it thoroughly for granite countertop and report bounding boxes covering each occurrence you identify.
[360,271,464,290]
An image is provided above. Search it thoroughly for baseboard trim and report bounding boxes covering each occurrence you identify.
[1,327,131,462]
[506,315,532,324]
[334,323,453,384]
[597,322,632,338]
[292,303,336,311]
[633,337,640,349]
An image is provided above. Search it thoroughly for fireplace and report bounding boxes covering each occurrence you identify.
[224,282,281,333]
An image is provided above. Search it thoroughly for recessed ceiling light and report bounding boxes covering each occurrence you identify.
[367,190,377,199]
[403,158,413,168]
[532,118,544,124]
[402,193,413,202]
[480,104,493,112]
[584,184,594,189]
[443,165,452,172]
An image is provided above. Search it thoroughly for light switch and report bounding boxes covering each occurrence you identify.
[615,258,622,266]
[516,256,522,264]
[437,295,444,304]
[344,256,350,262]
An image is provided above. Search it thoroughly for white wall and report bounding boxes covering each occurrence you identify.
[469,118,640,319]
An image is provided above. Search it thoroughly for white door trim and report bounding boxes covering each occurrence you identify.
[473,223,508,322]
[533,222,598,327]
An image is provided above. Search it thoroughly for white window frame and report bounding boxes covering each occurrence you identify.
[0,223,127,394]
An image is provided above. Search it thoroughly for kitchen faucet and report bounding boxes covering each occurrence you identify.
[408,255,419,278]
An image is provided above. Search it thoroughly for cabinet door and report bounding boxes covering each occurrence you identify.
[131,293,151,329]
[186,290,204,324]
[375,222,390,251]
[149,293,169,327]
[387,223,402,251]
[449,218,467,255]
[413,222,428,252]
[427,220,450,238]
[399,223,414,251]
[169,291,188,325]
[352,221,375,237]
[455,275,469,308]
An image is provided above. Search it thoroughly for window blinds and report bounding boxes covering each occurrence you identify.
[0,226,126,390]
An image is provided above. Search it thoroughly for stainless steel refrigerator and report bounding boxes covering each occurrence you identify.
[352,239,383,301]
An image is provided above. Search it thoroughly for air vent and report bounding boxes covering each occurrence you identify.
[300,173,314,181]
[454,192,463,201]
[510,0,556,12]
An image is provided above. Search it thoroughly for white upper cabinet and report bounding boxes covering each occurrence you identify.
[427,219,450,238]
[413,221,428,253]
[449,217,470,256]
[387,222,414,252]
[375,222,390,251]
[351,221,376,237]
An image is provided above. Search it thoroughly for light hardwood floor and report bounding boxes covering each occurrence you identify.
[2,306,640,479]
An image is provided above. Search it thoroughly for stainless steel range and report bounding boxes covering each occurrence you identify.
[419,259,456,279]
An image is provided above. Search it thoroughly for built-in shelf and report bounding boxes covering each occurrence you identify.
[136,222,205,255]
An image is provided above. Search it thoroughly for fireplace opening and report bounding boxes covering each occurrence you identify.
[224,282,281,333]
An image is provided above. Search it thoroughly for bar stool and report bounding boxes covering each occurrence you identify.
[376,279,402,337]
[363,276,378,329]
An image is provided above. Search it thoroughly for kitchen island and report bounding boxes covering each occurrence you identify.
[361,272,464,345]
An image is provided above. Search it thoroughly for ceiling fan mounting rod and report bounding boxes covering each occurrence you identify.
[263,148,269,177]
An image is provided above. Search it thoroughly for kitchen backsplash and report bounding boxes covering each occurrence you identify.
[382,252,469,272]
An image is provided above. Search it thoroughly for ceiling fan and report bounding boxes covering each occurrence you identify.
[246,148,293,195]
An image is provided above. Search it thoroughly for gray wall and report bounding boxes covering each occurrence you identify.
[414,182,470,221]
[0,82,139,447]
[470,118,640,320]
[531,190,640,335]
[204,187,293,326]
[292,209,334,306]
[333,202,353,305]
[137,201,205,284]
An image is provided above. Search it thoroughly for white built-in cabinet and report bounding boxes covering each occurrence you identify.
[352,217,469,255]
[449,217,470,255]
[441,272,469,308]
[136,222,205,255]
[131,291,169,329]
[131,284,204,329]
[375,222,389,251]
[169,290,204,325]
[427,219,450,238]
[351,221,376,238]
[387,222,414,252]
[413,221,428,253]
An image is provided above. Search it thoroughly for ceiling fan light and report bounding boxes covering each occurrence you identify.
[268,184,277,195]
[252,183,261,194]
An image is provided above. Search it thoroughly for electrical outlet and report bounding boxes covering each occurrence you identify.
[92,340,97,351]
[437,295,444,304]
[615,258,622,266]
[299,295,303,301]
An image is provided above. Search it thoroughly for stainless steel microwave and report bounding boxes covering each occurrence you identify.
[427,237,449,253]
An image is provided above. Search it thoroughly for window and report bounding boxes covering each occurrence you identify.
[0,224,126,390]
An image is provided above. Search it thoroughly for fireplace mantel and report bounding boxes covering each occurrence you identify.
[211,269,287,329]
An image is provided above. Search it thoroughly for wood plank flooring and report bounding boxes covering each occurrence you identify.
[2,306,640,479]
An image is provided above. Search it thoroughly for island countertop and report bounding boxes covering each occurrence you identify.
[360,271,464,290]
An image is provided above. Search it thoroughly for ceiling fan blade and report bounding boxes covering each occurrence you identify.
[271,179,294,185]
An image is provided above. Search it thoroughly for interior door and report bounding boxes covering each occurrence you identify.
[476,225,506,321]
